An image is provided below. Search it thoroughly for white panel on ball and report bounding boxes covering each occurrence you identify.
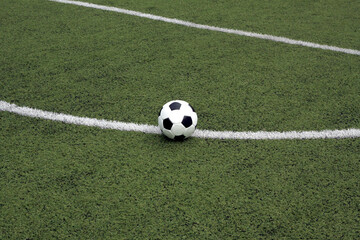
[171,123,186,136]
[169,111,184,124]
[190,111,198,126]
[184,125,196,137]
[160,107,172,120]
[162,129,175,139]
[158,116,164,129]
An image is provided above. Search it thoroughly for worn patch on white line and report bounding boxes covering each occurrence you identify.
[49,0,360,56]
[1,101,359,140]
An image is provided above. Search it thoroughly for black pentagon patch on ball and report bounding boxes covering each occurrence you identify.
[163,118,173,130]
[174,135,186,141]
[169,102,181,111]
[182,116,192,128]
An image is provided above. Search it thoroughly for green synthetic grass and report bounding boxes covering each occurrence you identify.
[1,0,359,132]
[1,0,360,239]
[87,0,360,49]
[1,112,360,239]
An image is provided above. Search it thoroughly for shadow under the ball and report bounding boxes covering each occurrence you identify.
[157,134,195,143]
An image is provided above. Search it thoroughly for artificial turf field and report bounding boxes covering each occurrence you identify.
[1,0,359,239]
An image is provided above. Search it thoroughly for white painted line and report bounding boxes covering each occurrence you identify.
[0,101,161,134]
[193,128,360,140]
[1,101,359,140]
[49,0,360,56]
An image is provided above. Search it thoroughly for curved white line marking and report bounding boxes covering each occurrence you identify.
[49,0,360,56]
[1,101,359,140]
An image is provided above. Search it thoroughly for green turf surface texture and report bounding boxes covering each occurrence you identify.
[85,0,360,49]
[1,112,360,239]
[1,0,360,239]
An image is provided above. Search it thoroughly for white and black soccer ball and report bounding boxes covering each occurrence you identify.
[158,100,198,140]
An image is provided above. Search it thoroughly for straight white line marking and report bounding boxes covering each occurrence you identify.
[1,101,360,140]
[49,0,360,56]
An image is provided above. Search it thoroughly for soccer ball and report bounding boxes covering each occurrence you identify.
[158,100,198,140]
